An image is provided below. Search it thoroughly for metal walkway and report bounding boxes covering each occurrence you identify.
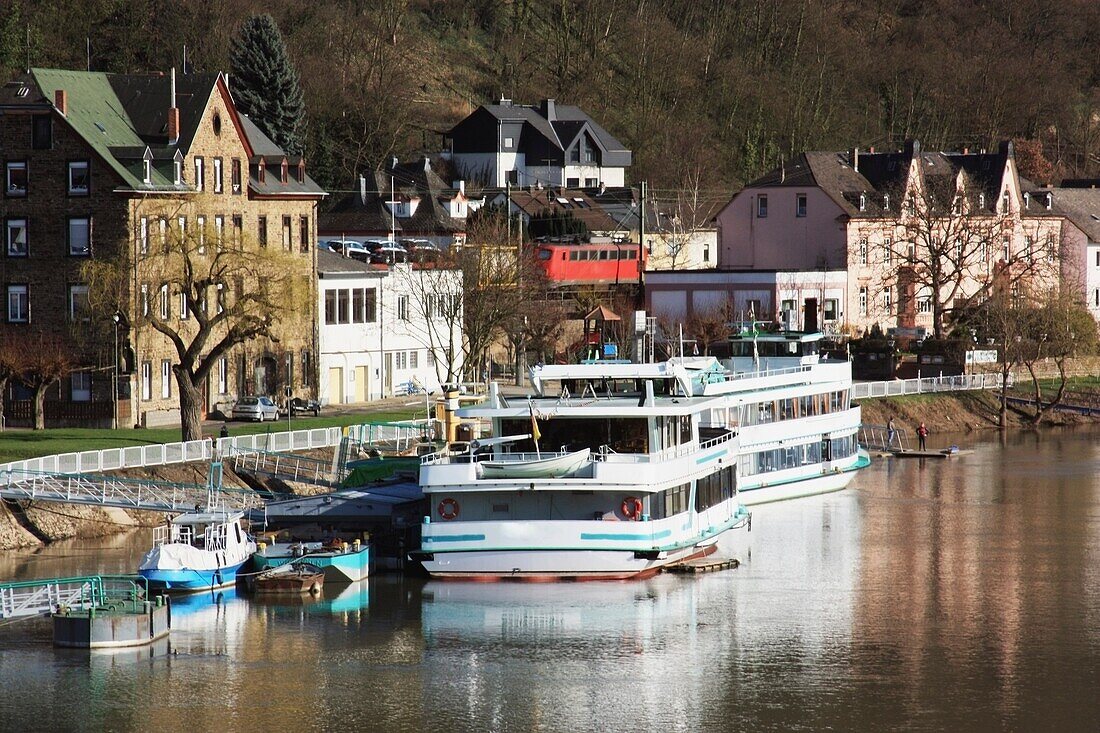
[0,461,263,513]
[0,575,147,620]
[228,446,343,488]
[859,423,910,452]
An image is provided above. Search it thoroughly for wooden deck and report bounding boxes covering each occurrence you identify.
[665,557,740,574]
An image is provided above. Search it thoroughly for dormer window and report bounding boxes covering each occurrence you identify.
[173,159,182,185]
[143,158,152,184]
[979,193,986,209]
[858,193,867,212]
[1023,192,1030,209]
[280,159,288,184]
[1046,193,1053,210]
[883,194,890,210]
[257,158,266,184]
[297,161,305,183]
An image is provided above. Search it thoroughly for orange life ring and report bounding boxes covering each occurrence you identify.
[621,496,642,520]
[438,497,460,520]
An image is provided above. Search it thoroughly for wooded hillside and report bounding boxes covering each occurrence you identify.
[4,0,1099,197]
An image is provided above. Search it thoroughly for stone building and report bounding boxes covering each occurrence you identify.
[0,68,324,428]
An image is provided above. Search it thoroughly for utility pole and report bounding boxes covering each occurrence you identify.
[639,180,647,286]
[506,179,511,245]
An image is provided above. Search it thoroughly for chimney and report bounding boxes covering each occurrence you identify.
[850,148,859,173]
[167,67,179,145]
[54,88,67,116]
[359,174,367,205]
[541,98,556,121]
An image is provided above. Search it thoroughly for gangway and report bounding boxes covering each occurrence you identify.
[859,423,909,452]
[228,446,342,488]
[0,462,263,513]
[0,575,147,620]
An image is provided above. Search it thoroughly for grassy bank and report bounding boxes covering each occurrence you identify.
[856,388,1099,436]
[0,409,419,464]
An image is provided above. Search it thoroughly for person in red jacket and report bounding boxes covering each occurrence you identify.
[917,421,929,450]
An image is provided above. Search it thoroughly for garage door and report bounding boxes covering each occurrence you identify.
[328,367,344,404]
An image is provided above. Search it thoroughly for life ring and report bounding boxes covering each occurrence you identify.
[621,496,642,520]
[438,497,460,520]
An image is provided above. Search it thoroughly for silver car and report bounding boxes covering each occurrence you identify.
[232,395,279,422]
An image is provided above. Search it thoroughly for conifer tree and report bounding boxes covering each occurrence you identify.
[229,14,305,155]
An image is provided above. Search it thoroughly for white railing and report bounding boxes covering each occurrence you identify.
[851,373,1006,399]
[0,426,345,490]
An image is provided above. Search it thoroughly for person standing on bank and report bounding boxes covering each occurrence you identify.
[887,417,897,449]
[917,421,928,451]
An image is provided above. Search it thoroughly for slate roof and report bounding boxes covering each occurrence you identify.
[320,157,470,237]
[503,188,618,232]
[451,99,631,165]
[1035,186,1100,241]
[240,115,325,196]
[745,143,1014,218]
[2,68,323,198]
[317,249,382,276]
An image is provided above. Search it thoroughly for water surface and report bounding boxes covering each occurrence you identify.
[3,428,1100,731]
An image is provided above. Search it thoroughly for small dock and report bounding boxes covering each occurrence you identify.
[890,447,966,459]
[666,557,740,574]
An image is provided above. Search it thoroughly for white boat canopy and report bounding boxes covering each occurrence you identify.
[529,359,721,397]
[171,511,244,525]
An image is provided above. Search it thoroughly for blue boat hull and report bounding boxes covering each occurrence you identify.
[140,560,249,592]
[253,546,370,583]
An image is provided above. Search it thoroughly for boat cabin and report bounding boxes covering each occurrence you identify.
[153,511,248,552]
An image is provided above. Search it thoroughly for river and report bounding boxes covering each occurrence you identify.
[3,428,1100,732]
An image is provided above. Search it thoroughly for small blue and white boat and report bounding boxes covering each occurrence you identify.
[252,540,370,583]
[138,511,256,592]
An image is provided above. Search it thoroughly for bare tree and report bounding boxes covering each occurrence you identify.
[83,220,310,441]
[0,338,25,431]
[20,331,73,430]
[871,174,1040,339]
[647,168,711,271]
[387,260,465,387]
[687,302,734,356]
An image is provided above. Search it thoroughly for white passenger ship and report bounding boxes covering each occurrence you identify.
[414,330,868,581]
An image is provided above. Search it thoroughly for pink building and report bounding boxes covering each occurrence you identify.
[711,141,1076,335]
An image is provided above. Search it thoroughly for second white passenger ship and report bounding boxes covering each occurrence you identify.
[414,330,868,580]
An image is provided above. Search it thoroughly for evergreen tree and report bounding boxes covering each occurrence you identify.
[229,14,305,155]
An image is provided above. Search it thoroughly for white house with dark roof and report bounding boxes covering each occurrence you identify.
[444,98,631,189]
[317,250,463,404]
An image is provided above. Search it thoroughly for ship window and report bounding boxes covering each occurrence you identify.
[492,504,509,512]
[234,524,242,544]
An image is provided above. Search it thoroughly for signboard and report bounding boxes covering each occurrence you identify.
[965,349,999,364]
[634,310,647,334]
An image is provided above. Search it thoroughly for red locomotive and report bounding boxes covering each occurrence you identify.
[534,241,645,285]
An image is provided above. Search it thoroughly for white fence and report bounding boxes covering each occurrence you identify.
[0,419,438,492]
[0,427,343,489]
[851,373,1006,399]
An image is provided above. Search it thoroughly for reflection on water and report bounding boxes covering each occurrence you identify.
[3,428,1100,731]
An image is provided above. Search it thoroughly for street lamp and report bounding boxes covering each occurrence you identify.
[112,312,121,429]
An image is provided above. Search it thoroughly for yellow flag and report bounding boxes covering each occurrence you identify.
[530,405,542,443]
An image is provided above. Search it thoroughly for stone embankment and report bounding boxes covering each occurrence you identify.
[0,461,255,551]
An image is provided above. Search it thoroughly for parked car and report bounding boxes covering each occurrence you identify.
[324,240,371,259]
[401,239,442,263]
[232,395,280,422]
[289,397,321,416]
[368,243,410,264]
